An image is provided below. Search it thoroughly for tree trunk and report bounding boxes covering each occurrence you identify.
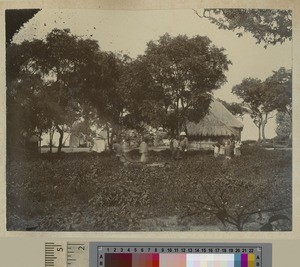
[110,131,115,149]
[261,113,268,143]
[261,122,266,142]
[111,122,121,149]
[56,125,64,153]
[174,95,180,137]
[49,127,54,153]
[257,124,261,142]
[106,122,111,150]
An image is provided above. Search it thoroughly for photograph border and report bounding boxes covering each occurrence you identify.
[0,0,299,243]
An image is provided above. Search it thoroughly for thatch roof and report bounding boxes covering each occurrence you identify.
[186,99,244,137]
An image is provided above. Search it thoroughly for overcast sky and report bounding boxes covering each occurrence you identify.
[12,9,292,140]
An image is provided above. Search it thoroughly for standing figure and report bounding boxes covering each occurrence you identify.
[169,135,174,151]
[139,137,149,163]
[225,139,231,159]
[113,139,127,164]
[234,141,237,155]
[179,132,188,158]
[172,136,180,160]
[219,139,225,155]
[113,139,123,161]
[214,143,220,158]
[230,136,235,158]
[235,139,242,156]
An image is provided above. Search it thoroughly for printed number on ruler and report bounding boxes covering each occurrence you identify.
[45,242,88,267]
[67,242,89,267]
[45,242,66,267]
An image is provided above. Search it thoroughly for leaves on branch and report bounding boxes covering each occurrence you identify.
[199,9,292,47]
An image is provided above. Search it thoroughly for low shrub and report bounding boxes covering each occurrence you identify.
[6,146,292,231]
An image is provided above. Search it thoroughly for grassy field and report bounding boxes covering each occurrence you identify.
[6,145,292,231]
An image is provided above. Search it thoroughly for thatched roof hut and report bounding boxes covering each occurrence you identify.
[186,99,243,139]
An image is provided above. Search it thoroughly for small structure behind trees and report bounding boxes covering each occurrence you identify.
[185,99,243,149]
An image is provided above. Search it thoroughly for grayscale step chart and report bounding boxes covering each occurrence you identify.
[45,242,272,267]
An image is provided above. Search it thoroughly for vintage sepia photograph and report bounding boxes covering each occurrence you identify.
[5,8,292,231]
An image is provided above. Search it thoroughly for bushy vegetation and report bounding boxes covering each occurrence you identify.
[6,145,291,231]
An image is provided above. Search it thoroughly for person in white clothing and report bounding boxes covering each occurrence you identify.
[235,139,242,156]
[139,137,149,163]
[214,143,220,157]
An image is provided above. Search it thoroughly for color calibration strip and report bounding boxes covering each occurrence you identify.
[93,244,269,267]
[101,253,256,267]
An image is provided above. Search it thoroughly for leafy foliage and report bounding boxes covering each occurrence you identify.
[197,9,292,48]
[122,33,232,134]
[217,99,248,118]
[264,67,292,119]
[6,29,101,152]
[232,68,292,142]
[6,29,130,152]
[77,52,131,145]
[232,78,266,141]
[181,146,291,230]
[260,214,291,231]
[7,145,291,231]
[276,112,292,138]
[119,57,167,131]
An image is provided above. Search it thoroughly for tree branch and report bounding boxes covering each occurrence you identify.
[192,9,206,19]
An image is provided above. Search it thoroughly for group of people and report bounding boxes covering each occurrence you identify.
[113,133,242,164]
[139,131,189,162]
[213,136,242,159]
[170,132,189,160]
[113,137,150,164]
[112,132,189,164]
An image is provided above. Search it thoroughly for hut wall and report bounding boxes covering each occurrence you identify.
[189,140,216,150]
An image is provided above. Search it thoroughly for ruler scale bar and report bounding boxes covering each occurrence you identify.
[45,242,271,267]
[45,242,66,267]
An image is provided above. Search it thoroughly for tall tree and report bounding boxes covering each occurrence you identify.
[194,9,292,48]
[264,67,292,121]
[6,41,52,153]
[232,78,274,142]
[6,29,104,152]
[232,68,291,143]
[118,56,168,133]
[275,112,292,139]
[76,51,128,148]
[131,33,231,135]
[39,29,97,152]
